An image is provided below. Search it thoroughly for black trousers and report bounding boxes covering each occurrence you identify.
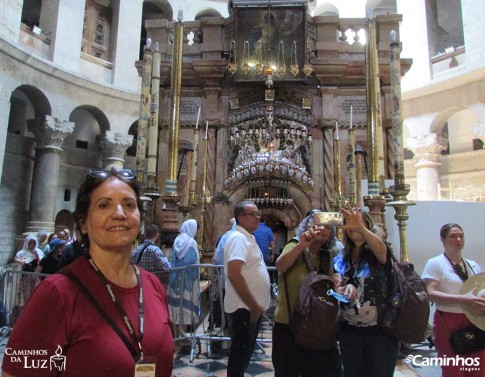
[226,308,262,377]
[272,322,343,377]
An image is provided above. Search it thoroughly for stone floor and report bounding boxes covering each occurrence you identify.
[169,316,442,377]
[0,320,442,377]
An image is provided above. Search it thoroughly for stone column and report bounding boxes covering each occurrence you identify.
[322,125,335,211]
[406,133,446,200]
[25,115,74,234]
[97,131,133,170]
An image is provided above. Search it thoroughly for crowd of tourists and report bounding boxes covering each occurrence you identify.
[1,168,484,377]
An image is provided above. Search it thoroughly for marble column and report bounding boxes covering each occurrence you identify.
[322,125,335,211]
[406,133,446,200]
[97,131,133,170]
[135,42,153,185]
[25,115,74,234]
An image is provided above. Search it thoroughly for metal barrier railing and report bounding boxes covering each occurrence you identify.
[155,264,276,361]
[0,263,278,362]
[0,264,49,333]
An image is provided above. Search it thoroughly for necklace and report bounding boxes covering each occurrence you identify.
[443,253,468,282]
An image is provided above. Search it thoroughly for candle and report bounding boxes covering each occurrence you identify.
[335,121,339,140]
[195,106,201,130]
[350,106,353,130]
[205,121,209,139]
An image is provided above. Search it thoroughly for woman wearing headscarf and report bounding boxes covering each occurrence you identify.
[14,234,42,309]
[168,219,201,330]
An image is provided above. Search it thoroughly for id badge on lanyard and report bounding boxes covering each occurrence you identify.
[134,356,157,377]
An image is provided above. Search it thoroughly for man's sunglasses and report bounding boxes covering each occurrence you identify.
[86,168,136,182]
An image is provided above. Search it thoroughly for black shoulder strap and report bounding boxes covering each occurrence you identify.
[464,259,476,276]
[58,270,138,358]
[136,242,152,265]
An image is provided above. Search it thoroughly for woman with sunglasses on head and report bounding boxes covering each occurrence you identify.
[333,204,397,377]
[272,210,351,377]
[422,223,485,377]
[2,168,174,377]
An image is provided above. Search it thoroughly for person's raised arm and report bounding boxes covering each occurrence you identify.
[340,204,387,263]
[275,229,314,273]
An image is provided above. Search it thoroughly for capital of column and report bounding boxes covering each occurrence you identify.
[97,131,134,169]
[405,133,446,166]
[28,115,74,150]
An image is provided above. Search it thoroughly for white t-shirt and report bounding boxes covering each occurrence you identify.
[422,253,481,313]
[223,225,270,314]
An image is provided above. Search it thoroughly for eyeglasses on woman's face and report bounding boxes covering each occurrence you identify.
[86,168,135,183]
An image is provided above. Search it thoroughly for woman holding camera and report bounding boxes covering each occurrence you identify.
[333,205,397,377]
[272,210,352,377]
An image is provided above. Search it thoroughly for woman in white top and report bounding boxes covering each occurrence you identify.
[422,223,485,377]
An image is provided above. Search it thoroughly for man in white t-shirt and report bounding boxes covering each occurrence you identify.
[224,201,270,377]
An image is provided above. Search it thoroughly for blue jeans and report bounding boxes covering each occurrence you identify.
[226,308,262,377]
[338,323,398,377]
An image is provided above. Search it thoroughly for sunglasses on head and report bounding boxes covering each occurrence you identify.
[85,168,136,182]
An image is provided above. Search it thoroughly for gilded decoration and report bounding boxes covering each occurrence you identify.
[224,101,314,201]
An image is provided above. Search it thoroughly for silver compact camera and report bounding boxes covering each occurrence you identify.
[313,211,344,226]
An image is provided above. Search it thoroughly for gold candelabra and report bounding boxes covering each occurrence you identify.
[385,30,415,262]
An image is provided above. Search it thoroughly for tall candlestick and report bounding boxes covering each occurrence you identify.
[348,126,356,205]
[205,121,209,140]
[189,128,199,204]
[196,106,200,130]
[335,121,339,140]
[350,106,353,129]
[355,145,364,209]
[335,138,342,197]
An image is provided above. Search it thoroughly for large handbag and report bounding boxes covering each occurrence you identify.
[450,324,485,355]
[283,248,338,351]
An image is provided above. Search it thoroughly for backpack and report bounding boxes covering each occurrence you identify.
[284,248,338,351]
[376,252,430,343]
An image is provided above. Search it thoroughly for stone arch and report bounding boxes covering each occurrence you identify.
[310,2,339,17]
[54,209,75,235]
[126,121,138,157]
[227,182,311,232]
[141,0,173,59]
[7,85,51,136]
[66,105,110,152]
[365,0,397,17]
[430,107,478,154]
[195,8,223,20]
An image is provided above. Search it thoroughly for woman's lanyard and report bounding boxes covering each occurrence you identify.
[86,255,145,358]
[443,252,469,282]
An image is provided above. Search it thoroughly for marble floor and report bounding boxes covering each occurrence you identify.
[0,319,442,377]
[171,316,442,377]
